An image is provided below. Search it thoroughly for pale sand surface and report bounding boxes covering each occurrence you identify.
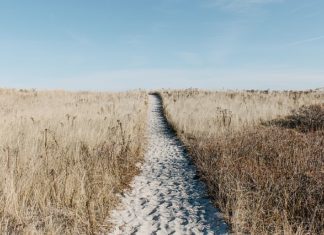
[108,95,228,235]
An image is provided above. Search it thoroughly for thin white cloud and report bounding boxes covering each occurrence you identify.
[205,0,283,11]
[65,30,92,46]
[125,34,146,46]
[288,35,324,46]
[34,68,323,91]
[2,69,323,91]
[176,52,203,66]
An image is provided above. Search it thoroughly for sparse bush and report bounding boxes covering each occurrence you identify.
[161,90,324,234]
[187,127,324,234]
[269,104,324,132]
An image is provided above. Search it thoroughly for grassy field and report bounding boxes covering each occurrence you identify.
[1,88,323,234]
[0,89,147,234]
[161,89,324,234]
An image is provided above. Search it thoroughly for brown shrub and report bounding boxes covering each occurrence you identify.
[161,90,324,234]
[185,127,324,234]
[269,104,324,132]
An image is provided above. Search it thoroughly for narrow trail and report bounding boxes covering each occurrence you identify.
[108,94,228,235]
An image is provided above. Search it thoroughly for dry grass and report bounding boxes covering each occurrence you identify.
[0,88,147,234]
[161,89,324,234]
[162,89,323,137]
[268,104,324,132]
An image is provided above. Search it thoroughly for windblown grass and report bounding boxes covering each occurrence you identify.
[161,89,324,234]
[0,88,147,234]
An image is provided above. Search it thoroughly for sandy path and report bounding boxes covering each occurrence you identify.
[108,94,228,235]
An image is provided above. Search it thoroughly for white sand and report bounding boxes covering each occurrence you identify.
[108,95,228,235]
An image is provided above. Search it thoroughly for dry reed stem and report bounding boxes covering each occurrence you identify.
[0,88,148,234]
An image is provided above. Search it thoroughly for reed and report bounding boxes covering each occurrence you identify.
[0,88,147,234]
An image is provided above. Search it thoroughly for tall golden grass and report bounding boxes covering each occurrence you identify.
[0,88,147,234]
[161,89,324,234]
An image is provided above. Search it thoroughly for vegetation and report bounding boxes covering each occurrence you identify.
[1,87,323,234]
[161,89,324,234]
[0,88,147,234]
[268,104,324,132]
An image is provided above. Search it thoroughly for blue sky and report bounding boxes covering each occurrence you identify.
[0,0,323,90]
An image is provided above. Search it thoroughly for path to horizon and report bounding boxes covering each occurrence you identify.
[108,94,228,235]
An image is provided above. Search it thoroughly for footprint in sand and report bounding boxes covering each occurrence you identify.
[108,94,228,235]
